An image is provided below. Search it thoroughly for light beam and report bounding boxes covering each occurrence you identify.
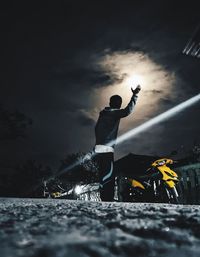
[109,93,200,146]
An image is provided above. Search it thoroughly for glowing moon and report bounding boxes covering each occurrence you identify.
[96,51,175,110]
[125,74,144,89]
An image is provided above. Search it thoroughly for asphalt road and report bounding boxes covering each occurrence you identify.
[0,198,200,257]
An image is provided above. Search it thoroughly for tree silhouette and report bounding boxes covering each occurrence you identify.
[58,152,99,184]
[0,160,53,197]
[0,104,34,197]
[13,160,53,197]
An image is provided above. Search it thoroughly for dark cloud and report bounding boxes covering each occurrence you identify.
[50,67,119,87]
[145,90,163,94]
[159,98,175,106]
[77,111,95,127]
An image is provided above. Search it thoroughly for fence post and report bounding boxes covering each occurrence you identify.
[177,163,200,204]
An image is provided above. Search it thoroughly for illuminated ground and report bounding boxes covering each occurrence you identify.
[0,198,200,257]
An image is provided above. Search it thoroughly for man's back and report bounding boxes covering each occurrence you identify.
[95,94,138,147]
[95,107,120,147]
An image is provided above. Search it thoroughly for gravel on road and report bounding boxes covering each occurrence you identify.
[0,198,200,257]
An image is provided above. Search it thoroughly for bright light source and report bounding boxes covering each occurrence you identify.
[74,185,82,195]
[125,74,144,89]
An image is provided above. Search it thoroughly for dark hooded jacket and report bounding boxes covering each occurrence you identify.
[95,95,138,148]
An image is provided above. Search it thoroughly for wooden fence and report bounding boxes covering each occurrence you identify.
[176,163,200,204]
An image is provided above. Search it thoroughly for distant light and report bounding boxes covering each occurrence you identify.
[74,185,82,195]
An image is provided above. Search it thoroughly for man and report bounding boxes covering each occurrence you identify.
[94,85,141,201]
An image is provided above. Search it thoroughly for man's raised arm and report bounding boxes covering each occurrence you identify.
[113,85,141,118]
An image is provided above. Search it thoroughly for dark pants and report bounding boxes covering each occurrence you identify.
[96,152,115,201]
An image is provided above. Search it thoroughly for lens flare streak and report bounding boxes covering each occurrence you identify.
[110,93,200,146]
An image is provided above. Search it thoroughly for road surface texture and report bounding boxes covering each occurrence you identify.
[0,198,200,257]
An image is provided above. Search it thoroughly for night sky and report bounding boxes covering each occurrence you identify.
[0,1,199,168]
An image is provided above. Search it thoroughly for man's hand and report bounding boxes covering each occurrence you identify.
[131,85,141,95]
